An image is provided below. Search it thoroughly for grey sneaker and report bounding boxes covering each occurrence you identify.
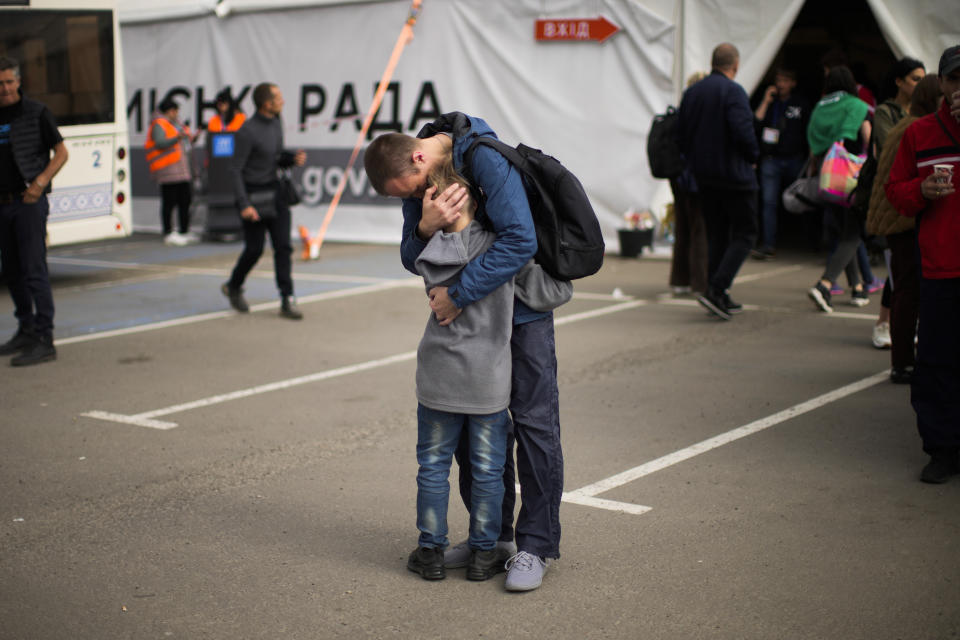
[504,551,551,592]
[444,539,516,569]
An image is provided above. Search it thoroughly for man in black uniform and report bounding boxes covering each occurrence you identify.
[0,57,68,366]
[221,82,306,319]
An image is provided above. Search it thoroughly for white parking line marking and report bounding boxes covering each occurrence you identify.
[57,278,421,346]
[81,299,648,429]
[565,370,889,503]
[82,351,418,429]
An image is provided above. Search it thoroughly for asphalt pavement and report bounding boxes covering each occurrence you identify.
[1,233,958,640]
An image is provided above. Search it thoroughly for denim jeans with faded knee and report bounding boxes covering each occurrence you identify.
[416,404,510,551]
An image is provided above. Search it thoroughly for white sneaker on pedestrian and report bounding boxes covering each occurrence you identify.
[443,539,516,569]
[163,231,188,246]
[180,231,201,245]
[504,550,551,592]
[872,321,891,349]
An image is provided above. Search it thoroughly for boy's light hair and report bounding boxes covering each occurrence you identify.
[426,154,476,218]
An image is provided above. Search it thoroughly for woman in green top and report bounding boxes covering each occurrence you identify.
[806,66,873,313]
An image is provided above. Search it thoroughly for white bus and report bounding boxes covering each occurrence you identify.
[0,0,131,246]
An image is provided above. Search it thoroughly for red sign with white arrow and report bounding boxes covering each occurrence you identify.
[534,16,620,43]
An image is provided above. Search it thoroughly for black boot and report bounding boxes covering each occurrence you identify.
[920,450,960,484]
[11,333,56,367]
[466,548,505,581]
[280,296,303,320]
[0,327,36,355]
[221,282,249,312]
[407,546,445,580]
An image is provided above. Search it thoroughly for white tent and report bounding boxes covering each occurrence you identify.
[118,0,960,249]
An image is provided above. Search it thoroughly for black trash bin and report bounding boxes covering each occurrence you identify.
[202,132,242,240]
[618,228,653,258]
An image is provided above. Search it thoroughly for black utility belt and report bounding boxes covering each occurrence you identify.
[0,192,22,204]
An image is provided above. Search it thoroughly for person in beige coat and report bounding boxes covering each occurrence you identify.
[865,75,942,384]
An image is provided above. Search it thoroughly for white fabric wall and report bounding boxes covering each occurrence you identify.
[118,0,960,248]
[122,0,676,247]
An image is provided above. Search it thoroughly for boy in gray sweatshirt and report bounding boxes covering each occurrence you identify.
[406,159,571,582]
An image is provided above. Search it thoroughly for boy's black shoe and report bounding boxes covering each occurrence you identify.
[0,327,36,355]
[466,548,505,581]
[920,451,959,484]
[407,546,445,580]
[697,287,731,320]
[10,334,56,367]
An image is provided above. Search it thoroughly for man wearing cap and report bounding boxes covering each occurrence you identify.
[0,56,68,367]
[885,45,960,484]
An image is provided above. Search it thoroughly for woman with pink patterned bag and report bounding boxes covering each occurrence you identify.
[806,66,873,312]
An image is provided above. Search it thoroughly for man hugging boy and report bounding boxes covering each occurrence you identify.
[406,156,571,581]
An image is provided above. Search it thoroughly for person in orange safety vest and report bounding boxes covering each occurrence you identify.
[145,98,198,245]
[208,88,246,133]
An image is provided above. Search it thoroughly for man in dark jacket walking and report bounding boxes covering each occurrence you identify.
[678,43,760,320]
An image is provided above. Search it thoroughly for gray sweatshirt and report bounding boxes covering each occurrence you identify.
[414,221,572,414]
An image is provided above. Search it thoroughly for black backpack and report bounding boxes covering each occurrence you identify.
[463,137,605,281]
[647,106,684,179]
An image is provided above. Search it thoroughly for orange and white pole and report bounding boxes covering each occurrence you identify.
[302,0,424,260]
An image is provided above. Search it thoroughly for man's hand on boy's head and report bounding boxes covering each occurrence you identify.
[418,183,467,239]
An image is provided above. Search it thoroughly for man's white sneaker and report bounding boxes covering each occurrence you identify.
[504,550,550,592]
[443,539,516,569]
[872,321,891,349]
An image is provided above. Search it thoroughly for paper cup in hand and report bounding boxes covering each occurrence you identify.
[933,164,954,186]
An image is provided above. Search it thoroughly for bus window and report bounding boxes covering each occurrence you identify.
[0,10,115,126]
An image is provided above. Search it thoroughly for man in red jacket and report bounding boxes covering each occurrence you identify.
[885,44,960,484]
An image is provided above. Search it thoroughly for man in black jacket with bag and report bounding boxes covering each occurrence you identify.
[221,82,306,320]
[678,43,760,320]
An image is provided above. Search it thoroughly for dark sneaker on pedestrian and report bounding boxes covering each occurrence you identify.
[407,546,445,580]
[850,287,869,307]
[280,296,303,320]
[444,539,517,569]
[697,287,731,320]
[0,327,36,355]
[750,247,775,261]
[466,548,506,581]
[221,283,249,312]
[920,451,959,484]
[808,282,833,313]
[722,292,743,314]
[890,366,914,384]
[11,334,56,367]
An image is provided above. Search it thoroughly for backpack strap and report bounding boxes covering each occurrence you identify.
[462,136,529,226]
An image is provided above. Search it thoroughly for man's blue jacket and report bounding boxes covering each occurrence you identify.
[678,70,760,191]
[399,112,545,325]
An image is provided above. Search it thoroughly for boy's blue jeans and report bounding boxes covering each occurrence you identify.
[416,404,510,551]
